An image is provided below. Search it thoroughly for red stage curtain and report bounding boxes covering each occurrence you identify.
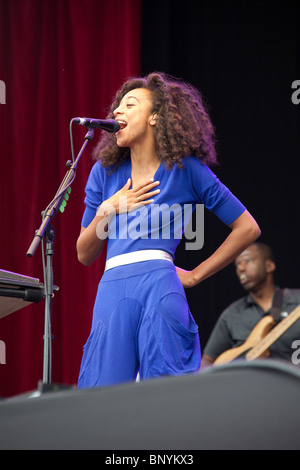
[0,0,141,397]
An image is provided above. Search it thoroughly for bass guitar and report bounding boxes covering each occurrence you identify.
[214,305,300,365]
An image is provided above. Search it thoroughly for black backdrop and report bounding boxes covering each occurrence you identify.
[141,1,300,349]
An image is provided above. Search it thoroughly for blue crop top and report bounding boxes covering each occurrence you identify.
[81,155,246,260]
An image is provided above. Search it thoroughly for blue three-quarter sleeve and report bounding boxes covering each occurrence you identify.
[186,157,246,225]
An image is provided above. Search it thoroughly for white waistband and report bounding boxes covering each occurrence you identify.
[104,250,173,272]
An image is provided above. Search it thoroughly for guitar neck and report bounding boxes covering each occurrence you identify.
[246,305,300,360]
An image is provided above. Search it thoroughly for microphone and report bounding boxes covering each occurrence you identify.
[73,117,120,133]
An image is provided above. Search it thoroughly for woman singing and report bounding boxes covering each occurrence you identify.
[76,72,260,388]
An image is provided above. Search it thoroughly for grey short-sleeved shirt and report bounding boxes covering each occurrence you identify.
[204,288,300,364]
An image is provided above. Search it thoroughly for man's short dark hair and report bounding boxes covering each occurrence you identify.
[251,242,275,263]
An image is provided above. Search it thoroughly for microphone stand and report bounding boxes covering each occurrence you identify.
[27,128,94,385]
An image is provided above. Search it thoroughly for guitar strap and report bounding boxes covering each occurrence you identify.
[270,288,284,322]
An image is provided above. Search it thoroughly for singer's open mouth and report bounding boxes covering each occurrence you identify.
[117,120,127,130]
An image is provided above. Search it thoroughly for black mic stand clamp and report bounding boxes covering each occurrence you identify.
[26,128,94,386]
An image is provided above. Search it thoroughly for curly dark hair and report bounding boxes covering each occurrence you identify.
[92,72,218,171]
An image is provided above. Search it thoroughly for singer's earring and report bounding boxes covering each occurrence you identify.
[150,113,157,125]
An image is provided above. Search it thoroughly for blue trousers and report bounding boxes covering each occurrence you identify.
[78,260,201,388]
